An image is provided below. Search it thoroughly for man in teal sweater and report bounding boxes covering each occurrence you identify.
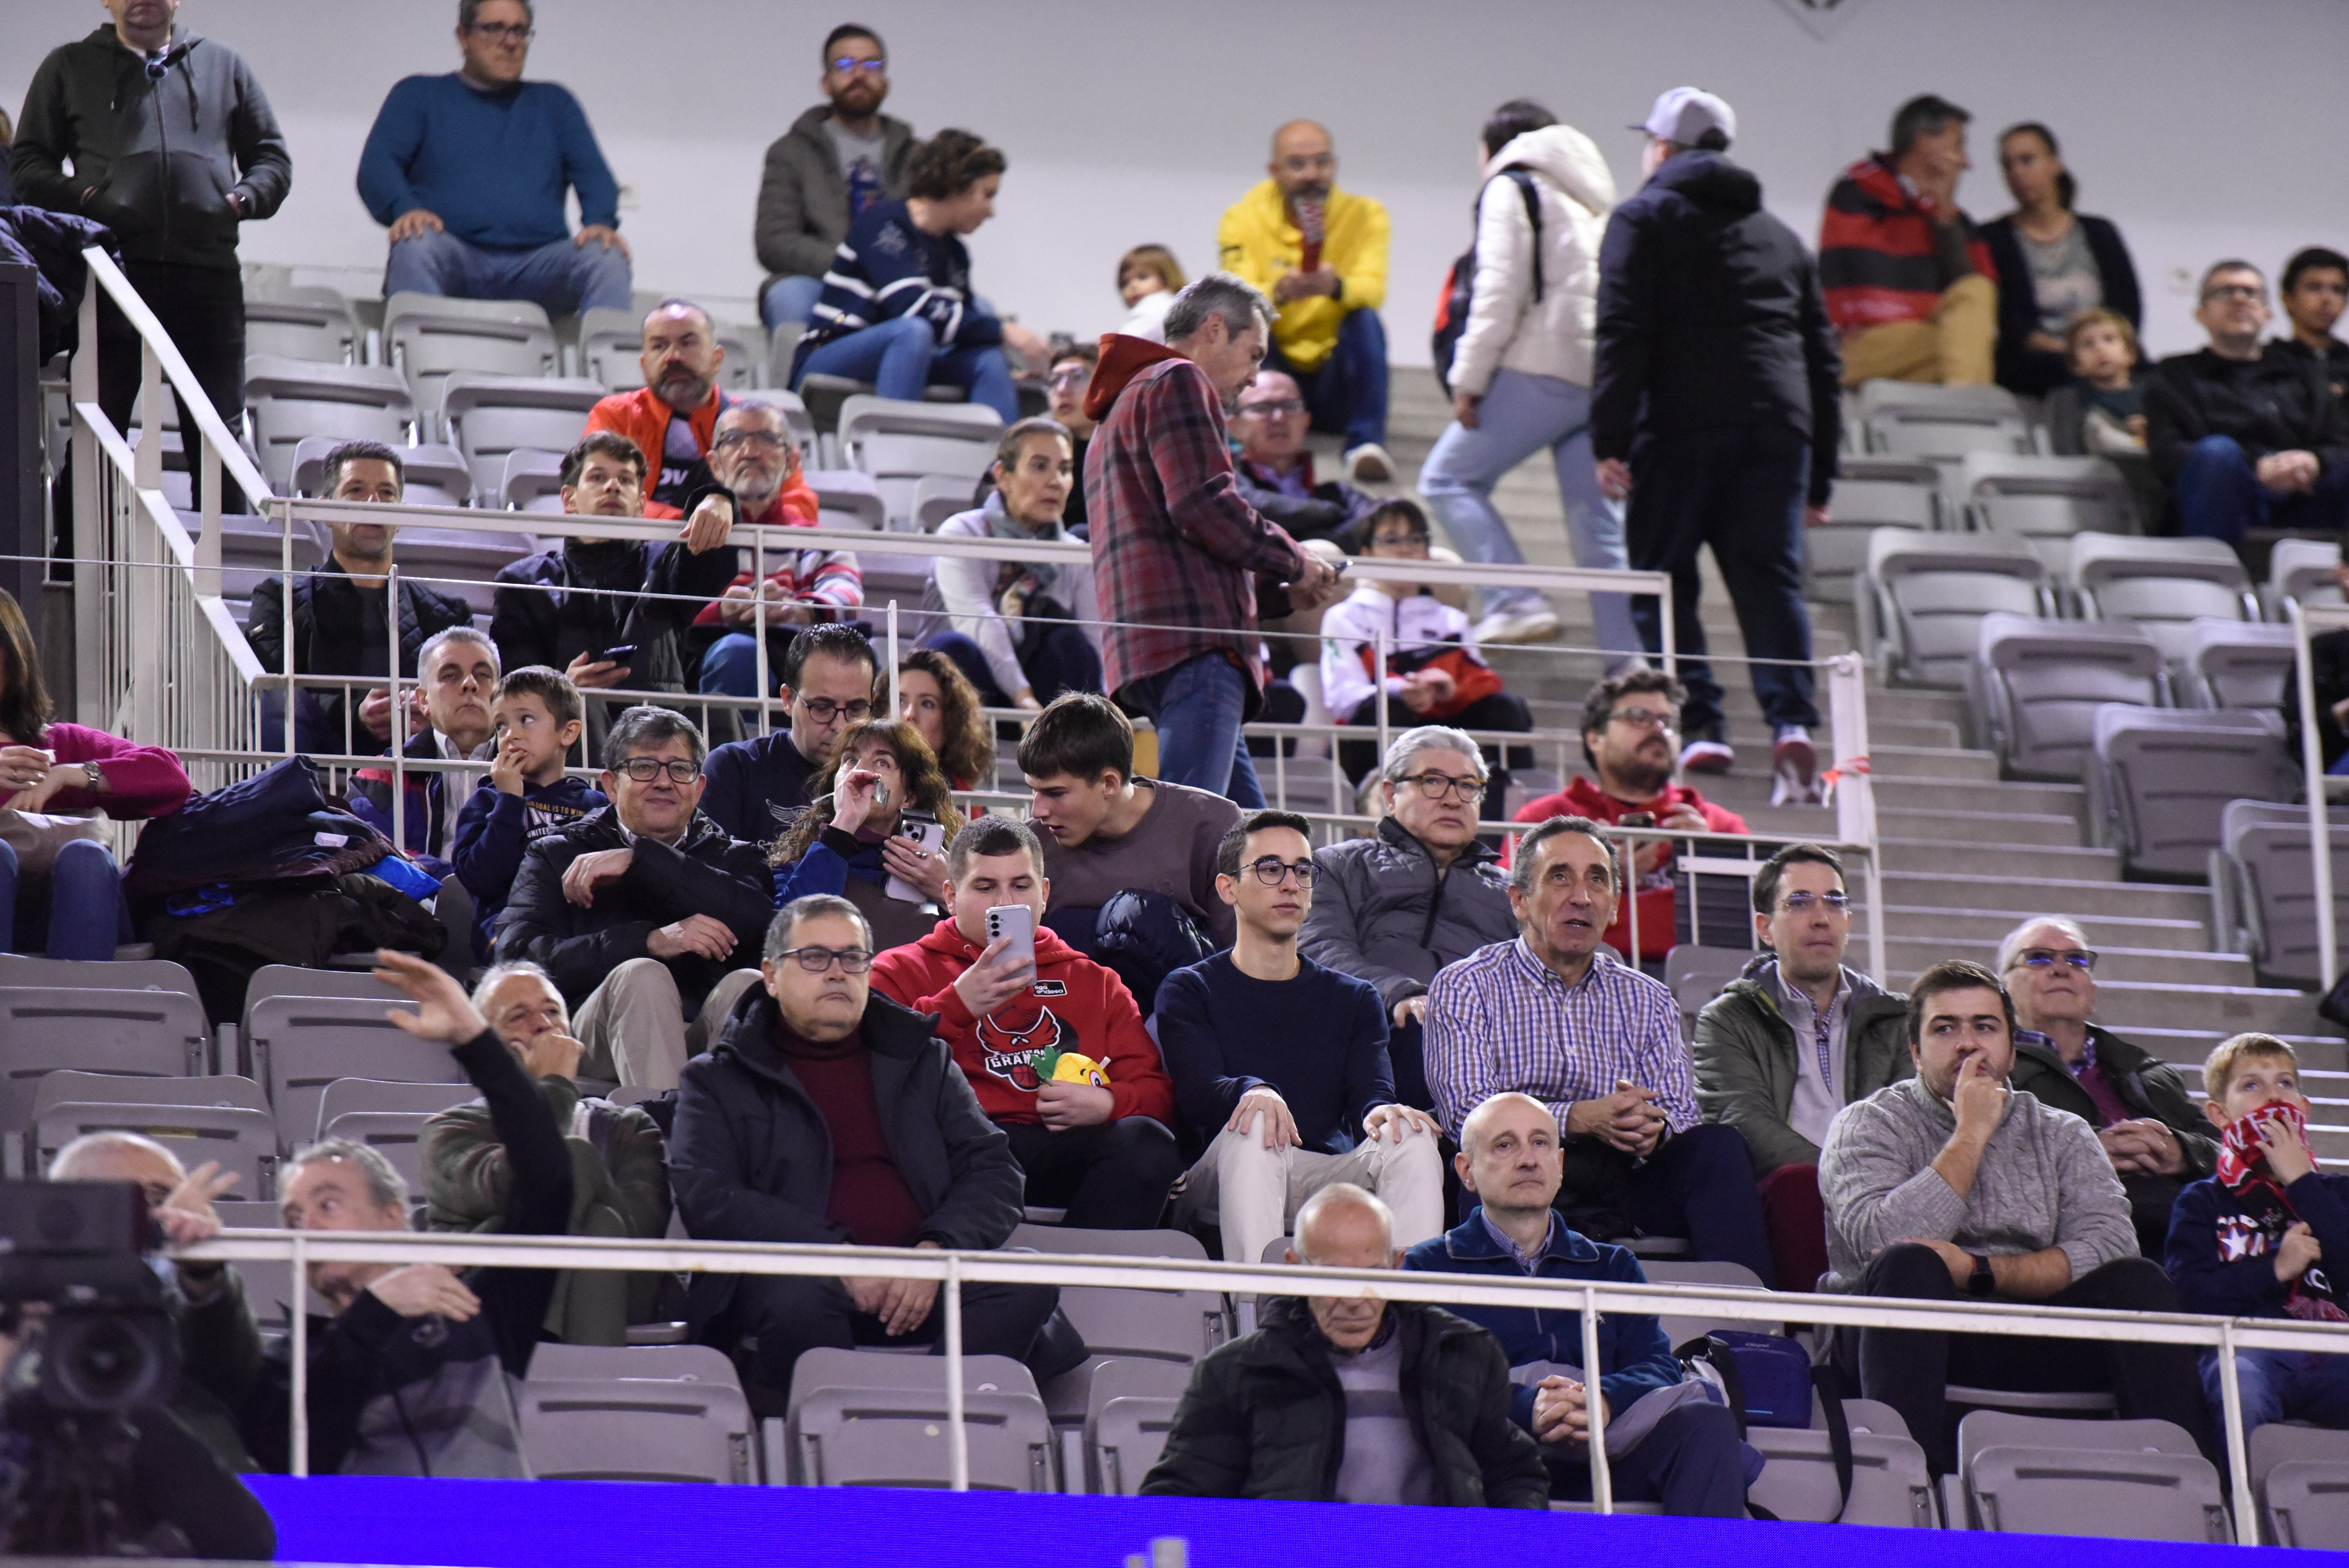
[356,0,629,315]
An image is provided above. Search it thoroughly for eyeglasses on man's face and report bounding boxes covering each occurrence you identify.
[712,429,791,453]
[468,21,532,41]
[772,944,875,974]
[1778,891,1850,916]
[1398,771,1486,804]
[2202,283,2263,305]
[2012,947,2097,972]
[798,697,873,723]
[613,757,701,784]
[830,55,887,75]
[1239,397,1306,419]
[1608,706,1676,732]
[1047,364,1093,391]
[1241,857,1317,889]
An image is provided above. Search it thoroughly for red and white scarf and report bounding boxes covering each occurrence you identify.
[2215,1100,2345,1323]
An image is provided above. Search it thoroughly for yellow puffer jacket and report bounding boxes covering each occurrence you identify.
[1216,180,1390,372]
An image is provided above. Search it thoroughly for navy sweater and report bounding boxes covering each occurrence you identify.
[789,198,1003,381]
[2164,1168,2349,1319]
[451,773,606,958]
[358,73,618,248]
[1153,952,1392,1154]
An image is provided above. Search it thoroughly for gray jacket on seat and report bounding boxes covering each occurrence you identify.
[1302,816,1518,1010]
[1693,954,1912,1174]
[754,104,915,289]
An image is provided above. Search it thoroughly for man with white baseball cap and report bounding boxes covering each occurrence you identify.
[1589,87,1843,807]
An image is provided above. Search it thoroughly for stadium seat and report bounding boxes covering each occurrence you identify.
[1078,1359,1194,1494]
[315,1074,480,1136]
[497,449,568,513]
[1862,383,2032,463]
[1969,612,2160,780]
[2265,537,2344,620]
[1811,457,1938,602]
[2067,533,2257,662]
[527,1342,740,1386]
[1638,1259,1770,1347]
[381,292,561,436]
[243,286,362,365]
[2251,1422,2349,1548]
[1008,1227,1215,1424]
[0,986,213,1135]
[777,1349,1053,1490]
[1962,453,2135,554]
[1861,529,2048,688]
[213,1197,298,1324]
[2087,706,2294,878]
[1857,381,2026,426]
[245,994,465,1151]
[836,396,1003,531]
[2212,799,2349,985]
[36,1099,277,1195]
[242,358,417,493]
[190,510,326,617]
[315,1110,435,1192]
[372,523,540,618]
[517,1376,758,1484]
[2172,618,2296,711]
[575,306,649,391]
[1745,1397,1935,1527]
[762,389,820,459]
[0,954,200,1001]
[1955,1411,2227,1541]
[913,473,975,534]
[291,436,474,508]
[1662,944,1752,1042]
[804,469,886,532]
[439,374,605,497]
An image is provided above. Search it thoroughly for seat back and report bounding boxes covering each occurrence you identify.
[1975,613,2161,779]
[1869,530,2047,687]
[1967,1439,2227,1540]
[1747,1401,1934,1527]
[1812,459,1938,601]
[439,374,605,496]
[526,1342,741,1386]
[517,1377,756,1484]
[498,448,569,513]
[36,1101,278,1195]
[2221,799,2349,984]
[1640,1259,1772,1346]
[31,1070,268,1121]
[1661,944,1752,1040]
[1007,1225,1210,1261]
[576,306,648,391]
[383,293,560,433]
[1055,1283,1230,1368]
[2070,533,2255,659]
[1869,408,2032,462]
[1857,382,2025,424]
[0,955,200,1001]
[245,995,464,1151]
[317,1109,439,1193]
[314,1077,480,1132]
[914,473,977,534]
[2266,1461,2349,1550]
[242,963,403,1021]
[0,987,212,1133]
[2093,706,2293,877]
[2177,618,2297,710]
[376,524,538,618]
[243,288,360,364]
[788,1387,1053,1490]
[1964,453,2134,546]
[805,469,886,532]
[1089,1396,1178,1497]
[2267,536,2345,617]
[242,358,417,493]
[836,396,1004,531]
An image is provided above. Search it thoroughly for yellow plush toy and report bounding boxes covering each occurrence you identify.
[1035,1048,1111,1088]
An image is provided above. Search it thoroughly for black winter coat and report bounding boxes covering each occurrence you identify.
[0,206,116,360]
[2007,1024,2218,1179]
[494,805,772,1014]
[246,557,473,756]
[1979,213,2142,397]
[2144,345,2349,483]
[1141,1296,1549,1507]
[1590,150,1842,505]
[490,535,740,694]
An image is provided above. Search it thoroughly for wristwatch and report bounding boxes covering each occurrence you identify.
[83,761,103,791]
[1968,1252,1996,1298]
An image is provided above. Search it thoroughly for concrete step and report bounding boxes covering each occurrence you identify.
[2127,1030,2347,1074]
[1873,806,2083,848]
[1700,772,2086,827]
[1877,870,2203,919]
[1883,937,2254,989]
[1857,903,2212,951]
[1884,974,2323,1037]
[1880,838,2122,881]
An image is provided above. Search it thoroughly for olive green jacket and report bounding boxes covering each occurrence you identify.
[1693,957,1914,1174]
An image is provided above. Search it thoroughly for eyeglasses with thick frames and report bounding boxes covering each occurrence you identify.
[712,429,794,453]
[772,944,875,974]
[830,55,887,75]
[1778,891,1850,915]
[468,21,533,41]
[798,697,873,723]
[2201,283,2263,304]
[1397,771,1486,804]
[1608,706,1676,731]
[1241,858,1317,889]
[613,757,702,784]
[2013,947,2097,972]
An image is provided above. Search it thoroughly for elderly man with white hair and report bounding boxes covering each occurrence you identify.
[1998,915,2216,1254]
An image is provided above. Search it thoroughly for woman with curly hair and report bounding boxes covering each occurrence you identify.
[770,720,966,951]
[896,648,993,791]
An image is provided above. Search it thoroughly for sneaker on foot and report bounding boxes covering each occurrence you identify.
[1679,734,1734,774]
[1470,607,1560,645]
[1343,443,1395,484]
[1771,727,1822,805]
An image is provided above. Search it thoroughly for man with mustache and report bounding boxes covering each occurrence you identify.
[587,298,740,516]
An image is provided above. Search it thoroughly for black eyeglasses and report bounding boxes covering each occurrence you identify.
[1608,706,1676,731]
[830,55,887,74]
[712,429,793,452]
[1779,891,1850,915]
[613,757,701,784]
[771,944,875,974]
[468,21,533,41]
[799,697,873,723]
[1242,858,1317,889]
[1397,771,1486,803]
[2013,948,2097,972]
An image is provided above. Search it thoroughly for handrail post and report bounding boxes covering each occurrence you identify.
[1827,652,1888,982]
[2218,1320,2255,1545]
[134,342,163,493]
[752,525,770,736]
[1582,1284,1611,1513]
[887,601,900,723]
[2291,604,2337,991]
[1374,628,1390,779]
[388,563,407,858]
[289,1232,309,1478]
[945,1252,968,1492]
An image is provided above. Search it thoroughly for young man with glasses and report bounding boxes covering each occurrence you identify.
[754,24,918,331]
[497,706,773,1091]
[1692,843,1912,1288]
[1158,811,1444,1265]
[1044,345,1100,533]
[702,623,880,843]
[671,894,1078,1409]
[2000,916,2216,1255]
[1510,670,1747,971]
[357,0,630,316]
[2145,258,2349,548]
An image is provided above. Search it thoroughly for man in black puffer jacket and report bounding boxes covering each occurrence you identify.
[1590,88,1841,803]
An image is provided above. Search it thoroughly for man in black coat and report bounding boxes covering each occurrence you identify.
[496,706,772,1091]
[668,892,1078,1410]
[1141,1181,1549,1506]
[1590,88,1841,805]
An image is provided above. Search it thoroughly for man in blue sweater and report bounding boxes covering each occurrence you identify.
[356,0,629,316]
[1404,1090,1749,1514]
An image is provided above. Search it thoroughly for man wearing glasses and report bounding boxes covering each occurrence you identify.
[702,623,880,843]
[1693,843,1912,1290]
[670,894,1078,1408]
[2145,259,2349,548]
[358,0,631,316]
[1044,345,1099,533]
[2000,916,2217,1254]
[1229,371,1378,544]
[1159,811,1445,1265]
[754,25,917,331]
[498,706,773,1091]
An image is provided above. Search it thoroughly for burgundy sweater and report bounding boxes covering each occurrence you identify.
[775,1022,927,1249]
[0,723,192,819]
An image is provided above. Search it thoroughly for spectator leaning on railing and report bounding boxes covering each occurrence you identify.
[585,299,738,515]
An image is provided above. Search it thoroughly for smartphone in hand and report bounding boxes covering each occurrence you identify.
[985,902,1037,973]
[885,810,946,903]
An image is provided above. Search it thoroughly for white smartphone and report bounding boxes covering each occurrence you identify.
[984,903,1037,973]
[884,811,946,903]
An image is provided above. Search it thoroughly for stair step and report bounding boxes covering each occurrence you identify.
[2126,1029,2347,1074]
[1873,807,2083,847]
[1882,938,2253,988]
[1876,871,2205,921]
[1701,773,2085,824]
[1885,974,2324,1036]
[1880,839,2122,880]
[1857,904,2212,950]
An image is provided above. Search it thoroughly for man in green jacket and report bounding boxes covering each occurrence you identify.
[1998,916,2217,1256]
[1693,843,1910,1290]
[1141,1182,1548,1507]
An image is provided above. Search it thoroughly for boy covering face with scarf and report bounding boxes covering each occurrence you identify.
[2164,1032,2349,1438]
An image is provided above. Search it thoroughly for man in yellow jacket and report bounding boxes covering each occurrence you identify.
[1218,120,1394,481]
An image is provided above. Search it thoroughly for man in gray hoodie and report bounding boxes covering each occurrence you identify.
[753,23,915,330]
[1819,959,2210,1474]
[13,0,289,496]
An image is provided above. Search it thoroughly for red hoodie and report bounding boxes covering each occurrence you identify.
[869,916,1177,1126]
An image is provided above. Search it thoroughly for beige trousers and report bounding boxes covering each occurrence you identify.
[1174,1123,1445,1265]
[572,959,763,1091]
[1839,273,1997,387]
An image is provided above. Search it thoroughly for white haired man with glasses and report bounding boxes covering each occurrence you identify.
[669,894,1081,1410]
[1302,725,1520,1110]
[1999,916,2217,1254]
[497,706,773,1090]
[1159,810,1445,1265]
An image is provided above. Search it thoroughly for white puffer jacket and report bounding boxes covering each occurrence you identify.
[1444,124,1618,397]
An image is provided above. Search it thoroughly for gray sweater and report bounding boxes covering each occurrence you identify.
[1818,1075,2136,1294]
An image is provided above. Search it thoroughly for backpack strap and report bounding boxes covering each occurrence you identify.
[1814,1356,1856,1522]
[1499,168,1545,303]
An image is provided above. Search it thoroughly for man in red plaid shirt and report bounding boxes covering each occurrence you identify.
[1082,273,1345,804]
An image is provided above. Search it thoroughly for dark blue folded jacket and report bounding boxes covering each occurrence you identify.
[123,755,393,904]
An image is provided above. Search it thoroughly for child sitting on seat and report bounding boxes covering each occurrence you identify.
[1115,244,1186,343]
[452,667,605,959]
[2068,307,2148,455]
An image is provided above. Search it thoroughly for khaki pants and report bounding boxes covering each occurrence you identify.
[572,959,763,1091]
[1839,273,1996,387]
[1174,1123,1445,1265]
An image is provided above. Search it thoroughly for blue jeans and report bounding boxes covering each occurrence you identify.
[2202,1346,2349,1440]
[1123,652,1264,807]
[1265,308,1388,451]
[2174,435,2349,546]
[384,228,634,316]
[0,837,128,961]
[793,313,1020,422]
[924,627,1103,708]
[1420,368,1640,659]
[697,632,783,697]
[760,274,825,330]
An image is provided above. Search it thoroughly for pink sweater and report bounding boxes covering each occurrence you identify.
[1,723,192,819]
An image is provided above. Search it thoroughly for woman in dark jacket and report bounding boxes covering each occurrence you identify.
[1980,122,2142,397]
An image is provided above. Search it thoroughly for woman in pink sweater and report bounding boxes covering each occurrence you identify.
[0,590,191,959]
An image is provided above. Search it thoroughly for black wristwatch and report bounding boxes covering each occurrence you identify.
[1968,1252,1996,1298]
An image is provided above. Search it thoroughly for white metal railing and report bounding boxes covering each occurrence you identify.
[178,1225,2349,1539]
[2288,599,2349,990]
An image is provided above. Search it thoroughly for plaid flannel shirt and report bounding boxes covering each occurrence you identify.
[1085,356,1308,702]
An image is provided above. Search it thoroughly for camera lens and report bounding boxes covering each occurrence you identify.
[45,1313,170,1413]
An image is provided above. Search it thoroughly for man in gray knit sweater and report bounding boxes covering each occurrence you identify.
[1819,960,2211,1474]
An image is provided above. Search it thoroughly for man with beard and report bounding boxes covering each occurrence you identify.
[754,23,916,331]
[1510,670,1746,971]
[588,299,739,516]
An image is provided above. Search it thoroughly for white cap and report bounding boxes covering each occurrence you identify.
[1636,87,1736,148]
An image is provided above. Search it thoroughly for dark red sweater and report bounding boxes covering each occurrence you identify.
[776,1023,926,1248]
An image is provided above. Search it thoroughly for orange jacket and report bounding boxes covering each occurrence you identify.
[585,386,731,519]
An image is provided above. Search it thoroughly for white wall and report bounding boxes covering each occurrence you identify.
[7,0,2344,362]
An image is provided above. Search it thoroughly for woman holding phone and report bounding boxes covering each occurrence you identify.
[768,720,966,951]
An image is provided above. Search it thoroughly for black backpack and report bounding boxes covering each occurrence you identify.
[1431,167,1545,396]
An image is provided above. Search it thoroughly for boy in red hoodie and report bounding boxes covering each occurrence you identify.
[870,816,1184,1229]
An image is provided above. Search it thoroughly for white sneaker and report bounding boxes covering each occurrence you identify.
[1470,607,1560,645]
[1771,727,1823,805]
[1679,736,1734,774]
[1343,444,1395,483]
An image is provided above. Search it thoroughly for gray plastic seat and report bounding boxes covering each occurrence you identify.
[314,1076,480,1138]
[1662,944,1753,1041]
[2089,705,2294,878]
[240,965,402,1050]
[242,358,417,492]
[575,306,649,391]
[1864,529,2048,688]
[2174,618,2297,710]
[1638,1258,1771,1347]
[317,1109,438,1192]
[2251,1422,2349,1547]
[0,986,212,1134]
[804,468,886,532]
[439,374,605,497]
[497,448,569,513]
[914,472,976,533]
[836,396,1003,531]
[37,1099,277,1195]
[1812,457,1938,602]
[1971,611,2160,780]
[245,994,465,1152]
[777,1349,1050,1490]
[741,390,819,458]
[1746,1398,1934,1527]
[0,954,200,1001]
[2069,532,2256,661]
[2214,799,2349,985]
[1868,405,2032,463]
[526,1342,741,1387]
[1962,453,2135,549]
[375,523,539,618]
[1857,382,2026,424]
[2266,536,2344,619]
[1089,1396,1177,1496]
[1957,1411,2226,1541]
[243,287,361,364]
[517,1376,757,1483]
[382,292,560,435]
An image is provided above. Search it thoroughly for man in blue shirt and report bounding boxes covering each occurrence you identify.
[1403,1090,1749,1515]
[356,0,629,316]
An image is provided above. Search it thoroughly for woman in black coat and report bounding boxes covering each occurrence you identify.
[1980,122,2142,397]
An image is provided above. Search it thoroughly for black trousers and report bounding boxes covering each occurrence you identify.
[1553,1123,1778,1287]
[2124,1171,2187,1259]
[998,1117,1183,1230]
[94,260,248,513]
[1852,1243,2214,1475]
[1546,1400,1749,1516]
[725,1272,1071,1404]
